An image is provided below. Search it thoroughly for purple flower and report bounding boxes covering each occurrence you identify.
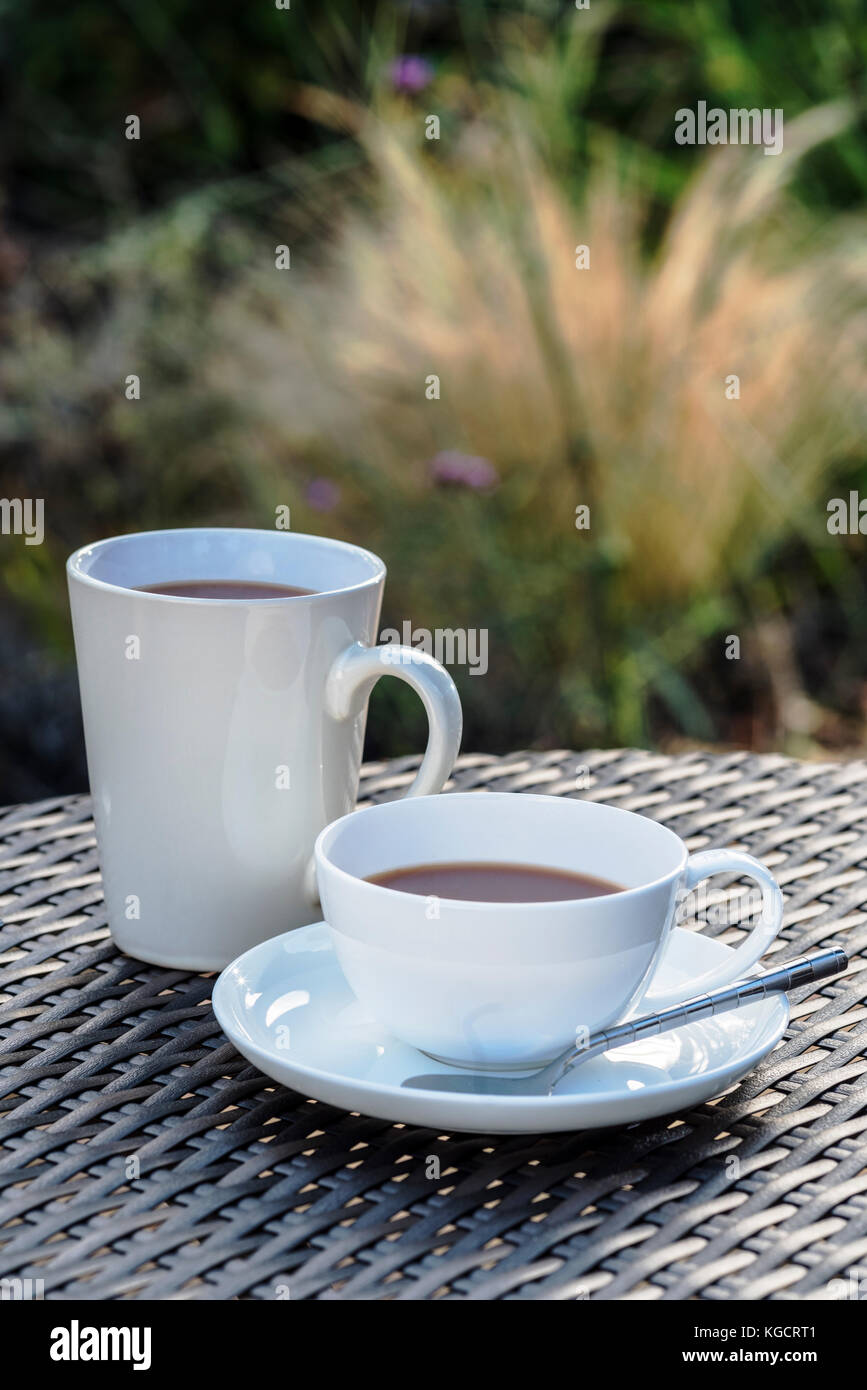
[389,55,434,94]
[428,451,499,491]
[306,478,341,512]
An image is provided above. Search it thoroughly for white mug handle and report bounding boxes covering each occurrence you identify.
[637,849,784,1010]
[324,641,463,796]
[303,643,462,907]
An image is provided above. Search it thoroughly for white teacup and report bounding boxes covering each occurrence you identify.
[315,792,783,1069]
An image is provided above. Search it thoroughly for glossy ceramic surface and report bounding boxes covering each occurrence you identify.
[315,792,783,1067]
[67,528,462,968]
[213,922,790,1135]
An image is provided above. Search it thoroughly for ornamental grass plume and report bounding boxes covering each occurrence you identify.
[214,92,865,609]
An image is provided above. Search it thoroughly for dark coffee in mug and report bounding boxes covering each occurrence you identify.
[366,861,624,903]
[137,579,316,599]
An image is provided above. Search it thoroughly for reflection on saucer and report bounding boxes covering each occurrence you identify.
[213,923,789,1135]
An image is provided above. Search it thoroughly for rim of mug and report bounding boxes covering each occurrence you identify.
[66,527,386,604]
[314,791,690,911]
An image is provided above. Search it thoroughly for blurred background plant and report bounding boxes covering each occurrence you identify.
[0,0,865,798]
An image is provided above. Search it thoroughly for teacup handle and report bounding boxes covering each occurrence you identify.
[637,849,784,1010]
[324,641,463,796]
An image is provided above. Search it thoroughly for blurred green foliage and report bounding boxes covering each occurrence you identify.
[0,0,866,797]
[3,0,864,234]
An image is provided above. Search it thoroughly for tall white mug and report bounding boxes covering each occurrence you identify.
[67,528,463,968]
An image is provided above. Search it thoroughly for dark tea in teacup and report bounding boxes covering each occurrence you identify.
[366,861,624,902]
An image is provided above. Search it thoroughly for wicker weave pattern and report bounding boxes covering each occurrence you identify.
[1,748,866,1300]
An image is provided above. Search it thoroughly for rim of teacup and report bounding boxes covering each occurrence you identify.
[66,527,386,604]
[315,792,689,912]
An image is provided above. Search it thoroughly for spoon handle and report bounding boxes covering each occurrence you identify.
[547,948,848,1092]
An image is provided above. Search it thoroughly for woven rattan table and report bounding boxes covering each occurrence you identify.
[2,748,866,1301]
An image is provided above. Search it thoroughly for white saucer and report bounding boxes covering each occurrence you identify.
[212,923,789,1135]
